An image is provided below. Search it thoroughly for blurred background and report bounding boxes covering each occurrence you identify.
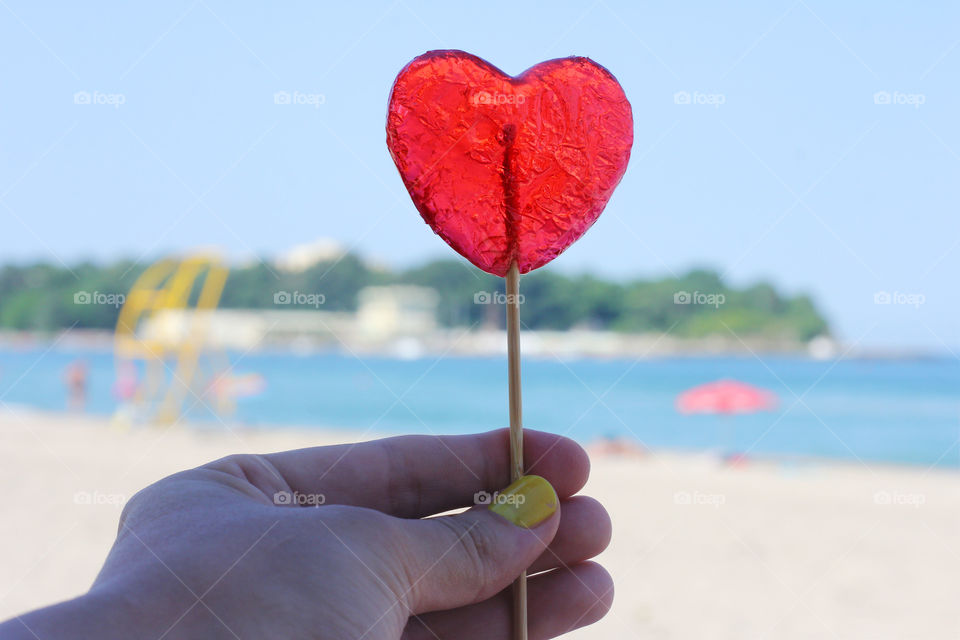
[0,2,958,638]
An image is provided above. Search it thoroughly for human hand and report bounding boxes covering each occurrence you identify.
[1,429,612,639]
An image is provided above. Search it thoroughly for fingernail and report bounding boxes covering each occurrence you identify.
[488,475,558,528]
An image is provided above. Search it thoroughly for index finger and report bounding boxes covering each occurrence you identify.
[263,428,590,518]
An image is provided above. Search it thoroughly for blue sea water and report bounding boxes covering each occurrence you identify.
[0,346,957,468]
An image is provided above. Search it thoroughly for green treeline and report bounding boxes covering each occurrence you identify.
[0,255,828,340]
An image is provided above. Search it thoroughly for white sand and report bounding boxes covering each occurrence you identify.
[1,409,958,638]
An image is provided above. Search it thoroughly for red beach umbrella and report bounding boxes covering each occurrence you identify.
[676,379,778,415]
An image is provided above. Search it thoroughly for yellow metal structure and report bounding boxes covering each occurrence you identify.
[114,254,229,424]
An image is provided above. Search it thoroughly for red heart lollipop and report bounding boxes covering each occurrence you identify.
[387,50,633,276]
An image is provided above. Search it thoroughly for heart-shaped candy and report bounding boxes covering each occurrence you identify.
[387,50,633,276]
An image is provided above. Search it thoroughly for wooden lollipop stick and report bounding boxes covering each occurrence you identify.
[506,263,523,481]
[505,261,527,640]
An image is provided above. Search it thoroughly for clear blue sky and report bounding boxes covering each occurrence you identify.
[1,1,958,352]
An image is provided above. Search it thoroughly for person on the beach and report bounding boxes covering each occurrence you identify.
[63,360,88,412]
[0,429,612,639]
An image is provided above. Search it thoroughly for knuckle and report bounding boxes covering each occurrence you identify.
[438,517,494,601]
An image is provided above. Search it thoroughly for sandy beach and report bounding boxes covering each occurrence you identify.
[1,409,957,639]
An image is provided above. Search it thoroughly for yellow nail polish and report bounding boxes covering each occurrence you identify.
[488,475,558,528]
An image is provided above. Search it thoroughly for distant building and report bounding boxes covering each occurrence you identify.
[139,284,439,351]
[356,286,439,340]
[274,238,345,272]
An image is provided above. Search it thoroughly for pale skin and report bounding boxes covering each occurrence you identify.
[0,429,613,639]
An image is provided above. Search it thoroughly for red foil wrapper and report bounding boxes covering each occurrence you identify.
[387,50,634,276]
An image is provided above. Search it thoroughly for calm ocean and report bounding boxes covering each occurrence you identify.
[1,346,957,468]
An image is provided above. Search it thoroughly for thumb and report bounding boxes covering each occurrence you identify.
[395,475,560,614]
